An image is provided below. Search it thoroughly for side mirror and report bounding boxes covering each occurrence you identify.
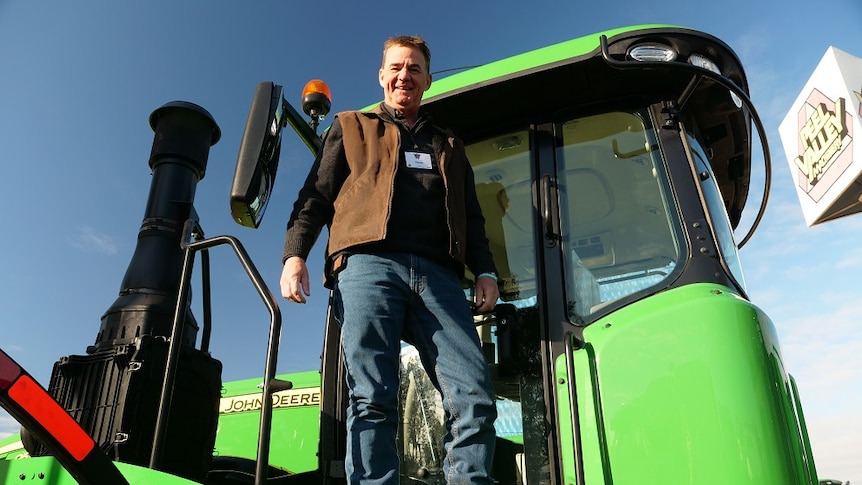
[230,81,285,228]
[230,80,332,228]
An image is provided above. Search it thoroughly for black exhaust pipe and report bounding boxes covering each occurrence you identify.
[94,101,221,351]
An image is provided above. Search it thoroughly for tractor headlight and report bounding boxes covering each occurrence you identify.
[689,54,743,108]
[627,43,677,62]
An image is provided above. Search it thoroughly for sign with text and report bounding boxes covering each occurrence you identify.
[779,46,862,226]
[219,387,321,414]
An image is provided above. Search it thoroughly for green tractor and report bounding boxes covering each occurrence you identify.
[0,24,829,484]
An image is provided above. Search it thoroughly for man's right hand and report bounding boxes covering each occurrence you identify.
[281,256,311,304]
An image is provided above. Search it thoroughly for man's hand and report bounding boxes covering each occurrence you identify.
[474,275,499,314]
[281,256,311,304]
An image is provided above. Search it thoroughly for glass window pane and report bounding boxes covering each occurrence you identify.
[688,133,746,289]
[557,111,682,322]
[465,130,537,306]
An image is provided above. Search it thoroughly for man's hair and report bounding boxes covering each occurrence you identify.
[382,35,431,73]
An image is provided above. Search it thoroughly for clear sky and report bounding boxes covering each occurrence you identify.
[1,0,860,481]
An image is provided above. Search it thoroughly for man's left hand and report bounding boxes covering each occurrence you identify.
[474,276,499,313]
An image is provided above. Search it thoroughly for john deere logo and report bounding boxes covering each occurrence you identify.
[792,89,853,201]
[219,387,321,414]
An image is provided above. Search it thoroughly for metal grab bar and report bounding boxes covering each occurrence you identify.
[151,219,289,485]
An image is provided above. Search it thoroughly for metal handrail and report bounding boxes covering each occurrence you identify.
[150,220,289,485]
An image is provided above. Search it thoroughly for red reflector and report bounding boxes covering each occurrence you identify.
[8,375,94,461]
[0,351,22,389]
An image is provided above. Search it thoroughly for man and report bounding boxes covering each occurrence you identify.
[280,35,498,485]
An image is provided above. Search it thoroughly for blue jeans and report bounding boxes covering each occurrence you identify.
[333,252,497,485]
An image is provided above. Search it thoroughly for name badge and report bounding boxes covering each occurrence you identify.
[405,151,433,170]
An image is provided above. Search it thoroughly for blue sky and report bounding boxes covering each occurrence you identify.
[1,0,860,481]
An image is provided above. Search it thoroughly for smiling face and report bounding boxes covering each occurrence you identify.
[379,44,432,121]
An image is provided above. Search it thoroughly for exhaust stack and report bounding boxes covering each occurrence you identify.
[95,101,221,351]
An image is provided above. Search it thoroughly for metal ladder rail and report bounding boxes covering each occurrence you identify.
[150,219,290,485]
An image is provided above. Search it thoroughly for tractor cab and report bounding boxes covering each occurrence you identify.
[311,26,809,485]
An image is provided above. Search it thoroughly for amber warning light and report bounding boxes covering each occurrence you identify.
[301,79,332,132]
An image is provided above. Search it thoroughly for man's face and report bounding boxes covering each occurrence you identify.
[379,45,432,115]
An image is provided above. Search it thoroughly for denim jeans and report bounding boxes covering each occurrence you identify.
[333,251,497,485]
